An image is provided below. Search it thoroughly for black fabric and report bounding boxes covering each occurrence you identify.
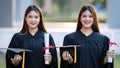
[60,31,113,68]
[6,30,58,68]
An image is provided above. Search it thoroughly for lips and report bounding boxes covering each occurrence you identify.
[30,22,37,25]
[84,22,91,25]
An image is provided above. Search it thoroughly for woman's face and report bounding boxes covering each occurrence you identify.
[80,10,93,29]
[25,10,40,29]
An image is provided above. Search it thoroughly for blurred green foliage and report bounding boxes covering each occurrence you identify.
[36,0,106,23]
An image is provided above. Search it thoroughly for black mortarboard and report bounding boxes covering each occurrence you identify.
[59,45,82,63]
[0,48,33,53]
[0,48,33,68]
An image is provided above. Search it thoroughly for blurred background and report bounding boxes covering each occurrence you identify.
[37,0,106,22]
[0,0,120,68]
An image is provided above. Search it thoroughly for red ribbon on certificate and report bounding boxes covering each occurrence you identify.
[43,45,54,51]
[108,42,118,46]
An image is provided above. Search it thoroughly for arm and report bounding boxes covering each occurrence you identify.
[6,33,22,68]
[44,34,58,68]
[60,35,73,68]
[102,36,114,68]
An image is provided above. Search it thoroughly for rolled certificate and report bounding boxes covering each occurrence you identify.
[108,32,114,63]
[44,33,49,64]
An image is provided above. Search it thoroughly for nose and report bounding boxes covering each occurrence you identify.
[31,17,35,21]
[86,16,90,20]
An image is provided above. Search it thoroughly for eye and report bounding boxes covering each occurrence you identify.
[28,15,32,18]
[34,16,39,18]
[89,15,93,18]
[82,15,87,17]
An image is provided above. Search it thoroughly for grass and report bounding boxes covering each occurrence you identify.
[0,54,120,68]
[0,53,6,68]
[114,55,120,68]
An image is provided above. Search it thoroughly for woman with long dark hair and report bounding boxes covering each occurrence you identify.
[6,5,58,68]
[60,4,114,68]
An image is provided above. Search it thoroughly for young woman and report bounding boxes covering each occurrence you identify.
[60,4,114,68]
[6,5,58,68]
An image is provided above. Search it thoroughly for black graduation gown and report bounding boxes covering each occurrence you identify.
[60,31,113,68]
[6,30,58,68]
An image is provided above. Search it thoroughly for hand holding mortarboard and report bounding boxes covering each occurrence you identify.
[62,51,73,64]
[0,48,33,68]
[60,45,78,64]
[10,54,22,66]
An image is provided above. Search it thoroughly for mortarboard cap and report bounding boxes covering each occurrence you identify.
[0,48,33,53]
[0,48,33,68]
[59,45,82,63]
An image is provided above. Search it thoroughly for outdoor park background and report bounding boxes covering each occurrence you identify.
[0,0,120,68]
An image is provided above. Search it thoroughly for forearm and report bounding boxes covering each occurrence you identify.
[104,56,108,64]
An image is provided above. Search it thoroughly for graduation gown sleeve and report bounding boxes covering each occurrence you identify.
[6,33,23,68]
[102,36,114,68]
[60,35,74,68]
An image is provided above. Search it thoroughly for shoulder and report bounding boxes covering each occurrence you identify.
[64,31,78,39]
[94,32,108,38]
[12,32,25,39]
[93,32,109,41]
[13,32,21,37]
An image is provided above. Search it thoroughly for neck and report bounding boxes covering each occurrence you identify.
[29,28,38,36]
[80,27,93,36]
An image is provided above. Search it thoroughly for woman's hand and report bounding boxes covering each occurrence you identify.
[11,54,22,66]
[62,51,73,64]
[106,50,115,58]
[44,52,52,64]
[104,50,115,64]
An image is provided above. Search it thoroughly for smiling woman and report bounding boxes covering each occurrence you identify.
[25,10,40,31]
[60,4,114,68]
[6,5,58,68]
